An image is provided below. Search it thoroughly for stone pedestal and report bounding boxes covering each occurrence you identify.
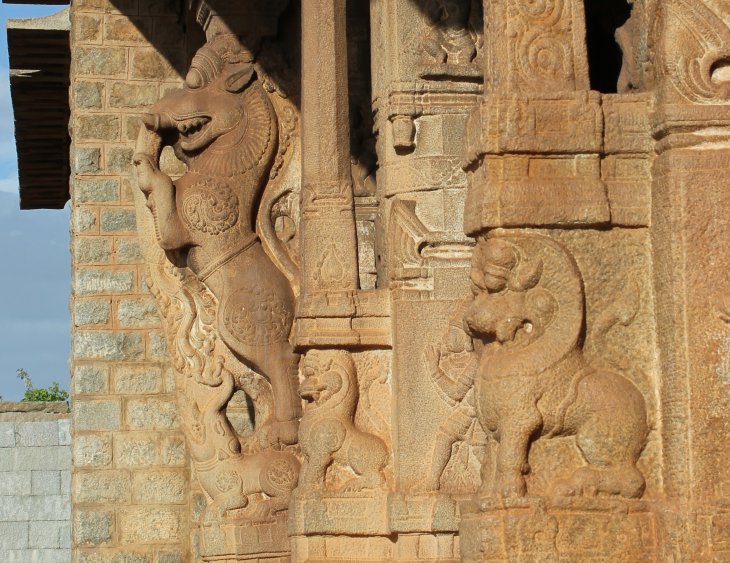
[459,497,657,562]
[200,516,290,563]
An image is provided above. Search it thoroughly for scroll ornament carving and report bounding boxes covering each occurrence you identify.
[133,33,302,526]
[659,0,730,103]
[463,234,648,499]
[298,350,389,492]
[503,0,577,92]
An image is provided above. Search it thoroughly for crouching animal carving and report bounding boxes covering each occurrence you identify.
[464,233,648,499]
[298,350,388,492]
[132,33,302,525]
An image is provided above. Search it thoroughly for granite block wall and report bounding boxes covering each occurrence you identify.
[0,402,71,563]
[70,2,193,561]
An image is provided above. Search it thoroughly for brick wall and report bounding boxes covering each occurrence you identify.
[69,2,191,561]
[0,402,71,563]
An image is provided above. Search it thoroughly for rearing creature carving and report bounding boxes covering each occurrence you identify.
[133,33,302,525]
[134,34,300,446]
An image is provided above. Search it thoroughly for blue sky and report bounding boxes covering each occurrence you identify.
[0,4,71,400]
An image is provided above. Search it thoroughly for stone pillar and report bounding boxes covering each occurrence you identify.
[296,0,361,346]
[650,0,730,558]
[464,0,608,232]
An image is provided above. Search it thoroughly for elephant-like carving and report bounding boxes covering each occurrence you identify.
[464,234,648,499]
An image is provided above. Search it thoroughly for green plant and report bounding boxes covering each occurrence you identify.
[16,368,69,402]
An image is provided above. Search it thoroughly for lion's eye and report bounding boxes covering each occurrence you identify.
[186,69,204,89]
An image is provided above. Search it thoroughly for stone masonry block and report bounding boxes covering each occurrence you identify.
[16,421,59,447]
[130,48,180,80]
[74,14,102,43]
[113,365,163,394]
[126,398,178,430]
[113,433,157,467]
[59,418,71,446]
[0,446,71,472]
[32,470,61,495]
[106,147,135,173]
[74,0,137,13]
[74,470,131,504]
[100,208,137,232]
[76,115,120,141]
[147,331,168,360]
[75,147,101,174]
[74,208,98,233]
[75,237,113,265]
[74,298,112,326]
[74,509,113,546]
[73,399,122,431]
[74,81,104,109]
[132,469,186,504]
[0,521,28,549]
[61,470,70,495]
[0,422,14,447]
[29,520,61,548]
[157,550,185,563]
[74,269,135,295]
[0,495,69,522]
[4,549,71,563]
[73,331,144,361]
[78,549,152,563]
[115,238,143,264]
[109,81,158,108]
[117,298,159,328]
[0,471,31,495]
[73,433,112,467]
[74,364,109,395]
[74,178,119,203]
[119,507,182,544]
[60,521,71,548]
[75,46,127,76]
[105,16,151,43]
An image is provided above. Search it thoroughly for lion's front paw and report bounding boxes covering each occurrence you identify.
[493,472,527,498]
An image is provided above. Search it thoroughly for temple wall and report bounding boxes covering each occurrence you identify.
[69,2,192,561]
[57,0,730,561]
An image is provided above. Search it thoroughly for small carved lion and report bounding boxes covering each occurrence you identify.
[464,234,648,499]
[298,350,388,492]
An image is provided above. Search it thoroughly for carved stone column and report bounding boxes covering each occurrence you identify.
[464,0,609,233]
[650,1,730,558]
[296,0,361,346]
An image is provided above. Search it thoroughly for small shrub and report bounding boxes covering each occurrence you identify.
[16,368,69,402]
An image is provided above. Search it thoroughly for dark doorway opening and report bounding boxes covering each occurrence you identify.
[583,0,632,93]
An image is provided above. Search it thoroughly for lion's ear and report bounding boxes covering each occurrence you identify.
[224,63,255,93]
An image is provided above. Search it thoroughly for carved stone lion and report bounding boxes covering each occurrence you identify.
[298,350,388,492]
[464,233,648,499]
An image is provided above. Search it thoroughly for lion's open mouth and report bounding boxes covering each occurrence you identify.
[174,115,211,140]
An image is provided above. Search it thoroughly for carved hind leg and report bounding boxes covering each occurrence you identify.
[254,348,302,447]
[555,391,647,498]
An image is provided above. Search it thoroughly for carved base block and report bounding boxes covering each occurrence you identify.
[388,492,462,534]
[200,514,290,562]
[459,497,658,563]
[291,533,460,562]
[289,490,389,536]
